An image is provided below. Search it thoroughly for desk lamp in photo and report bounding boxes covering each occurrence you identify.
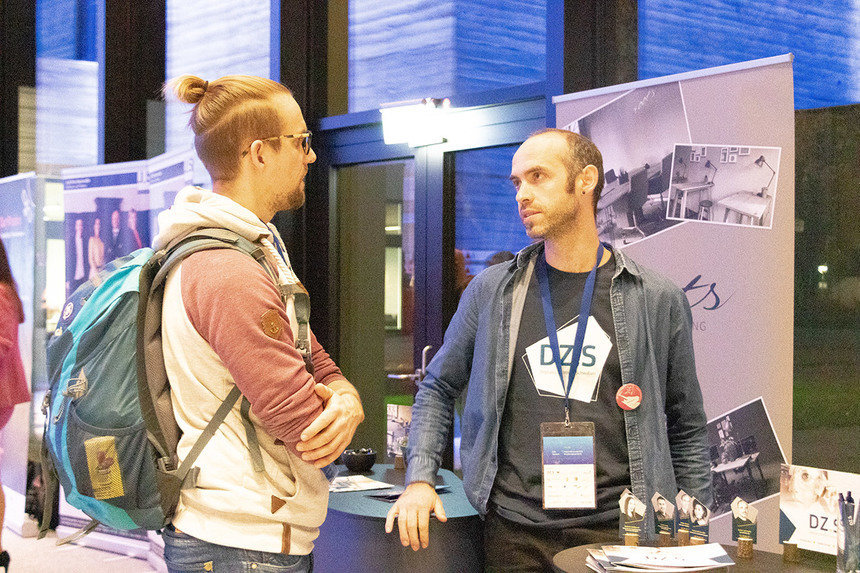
[673,156,687,182]
[754,155,776,197]
[704,160,718,183]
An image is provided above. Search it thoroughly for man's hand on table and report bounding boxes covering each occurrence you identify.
[385,481,448,551]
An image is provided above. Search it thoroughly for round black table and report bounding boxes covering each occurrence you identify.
[314,464,484,572]
[552,542,836,572]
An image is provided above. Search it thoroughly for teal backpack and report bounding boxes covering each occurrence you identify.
[40,228,312,541]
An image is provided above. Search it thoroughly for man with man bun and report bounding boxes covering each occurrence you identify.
[157,74,363,573]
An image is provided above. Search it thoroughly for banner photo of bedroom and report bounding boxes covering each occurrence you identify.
[667,144,781,228]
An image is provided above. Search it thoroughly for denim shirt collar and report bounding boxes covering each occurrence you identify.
[513,240,643,279]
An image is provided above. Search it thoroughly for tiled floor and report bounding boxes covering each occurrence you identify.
[5,528,157,572]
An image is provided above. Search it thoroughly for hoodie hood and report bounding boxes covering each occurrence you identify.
[153,186,301,288]
[153,186,273,250]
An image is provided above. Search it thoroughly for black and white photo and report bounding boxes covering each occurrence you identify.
[564,81,691,249]
[707,397,786,516]
[667,144,780,228]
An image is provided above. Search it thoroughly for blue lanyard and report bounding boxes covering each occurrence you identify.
[272,235,288,264]
[264,221,288,265]
[536,242,605,425]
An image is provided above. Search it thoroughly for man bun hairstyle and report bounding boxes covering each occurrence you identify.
[168,75,208,105]
[163,74,293,181]
[531,128,605,215]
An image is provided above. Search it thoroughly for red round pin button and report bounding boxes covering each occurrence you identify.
[616,383,642,410]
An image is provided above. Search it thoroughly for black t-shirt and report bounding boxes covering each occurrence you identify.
[491,251,630,528]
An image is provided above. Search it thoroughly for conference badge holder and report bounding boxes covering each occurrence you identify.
[534,244,606,510]
[540,421,596,510]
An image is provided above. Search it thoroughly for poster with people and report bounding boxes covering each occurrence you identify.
[62,150,195,297]
[62,160,148,295]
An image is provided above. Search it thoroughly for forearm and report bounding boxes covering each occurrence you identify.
[406,377,458,485]
[309,328,347,385]
[180,249,325,449]
[669,422,712,504]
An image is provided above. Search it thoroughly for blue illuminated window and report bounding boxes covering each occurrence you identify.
[639,0,860,109]
[35,0,102,171]
[165,0,277,184]
[347,0,547,113]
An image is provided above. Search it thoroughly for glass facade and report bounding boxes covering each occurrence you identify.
[165,0,275,184]
[35,0,101,174]
[639,0,860,109]
[453,145,530,281]
[339,0,547,114]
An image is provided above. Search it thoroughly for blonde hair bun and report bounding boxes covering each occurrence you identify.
[164,74,208,105]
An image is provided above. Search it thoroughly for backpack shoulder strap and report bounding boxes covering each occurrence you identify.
[155,228,274,288]
[137,229,267,463]
[137,228,278,517]
[279,283,313,374]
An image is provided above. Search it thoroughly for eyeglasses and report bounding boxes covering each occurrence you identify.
[241,130,312,157]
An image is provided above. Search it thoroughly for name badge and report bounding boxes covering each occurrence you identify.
[540,421,596,509]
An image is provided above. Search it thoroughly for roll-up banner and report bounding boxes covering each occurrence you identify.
[554,54,794,552]
[62,149,194,297]
[0,172,41,535]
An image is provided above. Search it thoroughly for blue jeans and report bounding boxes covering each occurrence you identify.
[161,525,313,572]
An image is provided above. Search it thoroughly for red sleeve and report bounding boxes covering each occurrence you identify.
[309,328,347,386]
[180,248,341,450]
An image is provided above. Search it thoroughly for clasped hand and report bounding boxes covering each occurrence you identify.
[296,383,363,468]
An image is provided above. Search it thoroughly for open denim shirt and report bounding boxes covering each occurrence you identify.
[406,242,712,534]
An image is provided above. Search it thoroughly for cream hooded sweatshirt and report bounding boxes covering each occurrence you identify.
[154,186,345,554]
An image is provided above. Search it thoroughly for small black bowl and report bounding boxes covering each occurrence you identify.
[342,448,376,473]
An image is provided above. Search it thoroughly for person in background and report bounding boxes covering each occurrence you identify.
[487,250,515,267]
[0,237,32,573]
[87,217,105,281]
[118,208,143,255]
[454,249,474,300]
[67,218,87,294]
[105,209,123,262]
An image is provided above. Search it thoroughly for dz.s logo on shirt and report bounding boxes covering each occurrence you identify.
[522,315,612,402]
